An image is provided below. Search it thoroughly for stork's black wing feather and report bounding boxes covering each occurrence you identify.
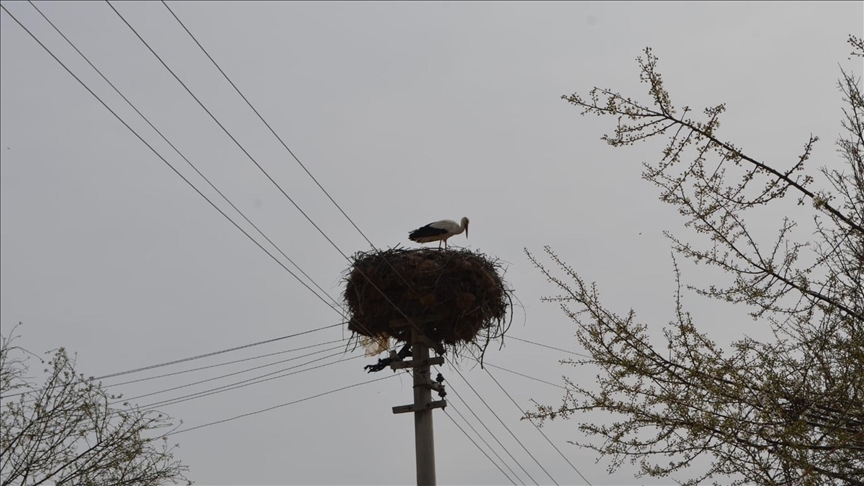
[409,224,448,240]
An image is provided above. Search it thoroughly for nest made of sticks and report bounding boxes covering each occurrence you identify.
[343,246,513,361]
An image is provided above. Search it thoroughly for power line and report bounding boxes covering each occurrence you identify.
[448,365,560,486]
[5,4,400,426]
[19,0,388,379]
[139,353,363,411]
[443,407,518,486]
[468,348,593,484]
[111,344,350,405]
[160,0,430,305]
[483,363,569,391]
[426,340,570,486]
[20,346,362,430]
[508,336,591,359]
[0,3,367,420]
[104,338,347,388]
[101,0,391,348]
[159,0,447,308]
[445,377,537,485]
[9,10,405,440]
[29,0,424,388]
[17,338,350,406]
[105,0,427,347]
[484,368,594,486]
[95,322,343,380]
[126,2,457,361]
[444,334,589,480]
[106,1,353,263]
[167,374,397,436]
[0,5,352,384]
[160,0,378,251]
[26,0,345,314]
[446,394,524,486]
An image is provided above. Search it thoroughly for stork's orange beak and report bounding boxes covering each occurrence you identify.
[465,227,469,238]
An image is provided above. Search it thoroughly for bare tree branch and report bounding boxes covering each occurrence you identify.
[524,37,864,486]
[1,330,190,486]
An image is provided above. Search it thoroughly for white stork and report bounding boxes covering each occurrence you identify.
[408,217,469,249]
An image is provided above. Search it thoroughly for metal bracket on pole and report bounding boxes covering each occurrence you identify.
[392,400,447,414]
[389,356,444,370]
[415,382,445,393]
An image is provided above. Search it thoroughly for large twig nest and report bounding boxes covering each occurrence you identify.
[343,247,513,360]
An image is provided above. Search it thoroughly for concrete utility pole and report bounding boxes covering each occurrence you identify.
[391,327,446,486]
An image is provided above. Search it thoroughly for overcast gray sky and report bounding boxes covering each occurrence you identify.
[2,1,862,485]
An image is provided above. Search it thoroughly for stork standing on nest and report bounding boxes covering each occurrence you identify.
[408,217,469,249]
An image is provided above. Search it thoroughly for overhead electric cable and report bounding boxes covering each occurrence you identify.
[447,394,525,485]
[138,354,363,411]
[106,1,354,263]
[27,0,344,313]
[102,1,395,348]
[160,0,378,251]
[104,338,346,388]
[16,338,350,405]
[482,363,568,391]
[445,378,538,485]
[168,374,397,435]
[160,0,434,304]
[21,4,400,385]
[508,336,591,359]
[443,407,519,486]
[96,322,343,380]
[108,4,452,361]
[484,367,594,486]
[111,345,350,405]
[1,6,383,421]
[448,365,560,485]
[0,6,349,369]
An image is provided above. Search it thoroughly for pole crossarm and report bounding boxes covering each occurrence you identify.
[392,401,447,414]
[390,357,445,370]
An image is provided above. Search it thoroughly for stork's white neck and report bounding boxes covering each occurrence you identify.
[458,217,469,236]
